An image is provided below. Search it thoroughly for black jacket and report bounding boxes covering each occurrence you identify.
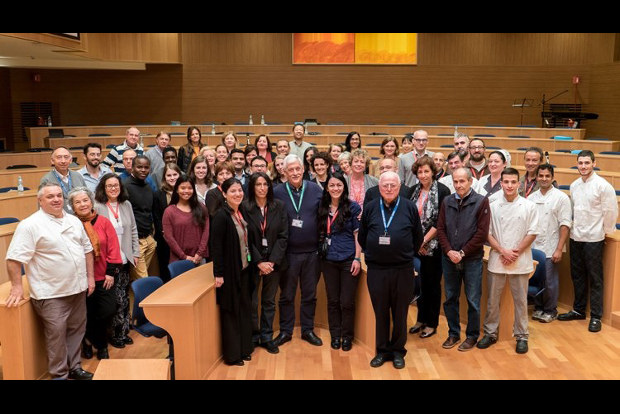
[123,175,154,238]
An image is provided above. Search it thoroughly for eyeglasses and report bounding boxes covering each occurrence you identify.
[105,184,120,189]
[469,146,485,150]
[414,139,428,143]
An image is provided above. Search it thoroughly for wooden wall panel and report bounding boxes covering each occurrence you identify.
[585,63,620,139]
[0,68,12,148]
[80,33,181,63]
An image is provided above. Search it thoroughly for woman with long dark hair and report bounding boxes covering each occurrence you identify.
[162,176,209,265]
[177,126,204,174]
[344,131,362,153]
[188,155,213,205]
[241,172,289,354]
[302,146,318,181]
[212,178,254,366]
[317,171,362,352]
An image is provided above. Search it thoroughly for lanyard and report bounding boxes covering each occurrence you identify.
[380,196,400,235]
[259,205,268,237]
[285,182,305,217]
[232,210,250,259]
[416,191,429,218]
[53,170,72,194]
[106,202,120,221]
[326,209,339,236]
[524,178,536,198]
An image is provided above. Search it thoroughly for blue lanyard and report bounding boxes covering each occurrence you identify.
[53,170,72,195]
[285,182,306,217]
[380,196,400,235]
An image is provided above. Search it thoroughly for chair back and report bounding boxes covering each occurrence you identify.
[0,217,19,225]
[168,260,196,279]
[528,249,547,299]
[131,276,167,338]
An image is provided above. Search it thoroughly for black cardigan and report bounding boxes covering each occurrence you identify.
[211,206,254,312]
[240,198,289,272]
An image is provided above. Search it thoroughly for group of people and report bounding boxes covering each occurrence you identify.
[3,125,618,378]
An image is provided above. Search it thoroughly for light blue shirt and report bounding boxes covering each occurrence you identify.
[78,164,112,193]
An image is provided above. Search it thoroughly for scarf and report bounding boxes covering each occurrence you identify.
[411,180,440,256]
[77,210,101,258]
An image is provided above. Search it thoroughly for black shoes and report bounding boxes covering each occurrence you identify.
[516,340,528,354]
[342,338,352,352]
[81,341,93,359]
[260,340,280,354]
[557,310,586,321]
[273,332,292,347]
[109,338,126,349]
[370,353,390,368]
[409,323,425,334]
[123,336,134,345]
[589,318,602,332]
[331,337,341,350]
[476,335,497,349]
[392,354,406,369]
[301,331,323,346]
[97,347,110,360]
[68,368,94,380]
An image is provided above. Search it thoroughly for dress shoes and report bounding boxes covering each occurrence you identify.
[301,331,323,346]
[242,354,252,361]
[392,354,406,369]
[370,354,390,368]
[557,310,586,321]
[458,337,477,352]
[109,338,126,349]
[68,368,94,380]
[123,336,134,345]
[273,332,292,347]
[260,340,280,354]
[516,340,528,354]
[341,338,353,352]
[589,318,602,332]
[97,347,110,360]
[81,341,93,359]
[476,335,497,349]
[225,360,244,366]
[409,323,425,334]
[420,328,436,339]
[442,336,460,349]
[331,337,341,350]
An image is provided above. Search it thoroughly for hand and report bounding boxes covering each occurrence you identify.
[186,256,194,262]
[419,245,428,256]
[87,282,96,297]
[5,285,24,308]
[500,248,519,265]
[215,277,224,288]
[447,250,462,264]
[350,260,361,276]
[552,249,563,263]
[103,275,115,290]
[193,254,203,265]
[257,262,273,275]
[134,257,140,267]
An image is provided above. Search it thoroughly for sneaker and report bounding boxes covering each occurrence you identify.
[476,334,497,349]
[532,310,544,321]
[538,313,557,323]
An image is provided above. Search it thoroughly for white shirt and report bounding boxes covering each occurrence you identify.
[488,194,540,274]
[439,174,482,195]
[570,172,618,242]
[6,209,93,300]
[528,187,572,258]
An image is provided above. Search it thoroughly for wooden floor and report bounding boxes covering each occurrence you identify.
[3,304,620,380]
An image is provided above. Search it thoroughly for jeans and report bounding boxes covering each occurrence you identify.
[534,258,559,316]
[442,256,482,340]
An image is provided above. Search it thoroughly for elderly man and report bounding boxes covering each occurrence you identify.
[273,154,324,347]
[439,151,481,194]
[145,131,172,185]
[364,157,413,209]
[78,142,112,193]
[288,124,312,159]
[437,168,490,351]
[40,146,86,213]
[398,130,434,187]
[5,182,95,380]
[102,126,144,175]
[359,171,423,369]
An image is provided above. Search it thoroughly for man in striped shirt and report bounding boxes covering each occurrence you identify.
[102,126,144,174]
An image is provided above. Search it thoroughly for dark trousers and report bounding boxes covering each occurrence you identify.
[416,254,443,329]
[442,256,483,340]
[279,251,320,335]
[155,235,171,283]
[251,269,281,343]
[85,280,117,349]
[321,258,360,340]
[111,264,131,341]
[570,239,605,319]
[367,265,414,357]
[220,268,254,364]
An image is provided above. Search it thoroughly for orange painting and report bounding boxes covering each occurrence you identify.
[355,33,417,64]
[293,33,355,64]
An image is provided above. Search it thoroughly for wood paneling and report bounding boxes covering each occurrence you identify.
[80,33,181,63]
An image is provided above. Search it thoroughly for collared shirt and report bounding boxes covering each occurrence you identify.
[288,140,312,159]
[6,210,93,300]
[102,141,144,174]
[570,172,618,242]
[439,174,482,195]
[78,164,112,193]
[528,187,572,258]
[488,194,539,274]
[398,150,435,187]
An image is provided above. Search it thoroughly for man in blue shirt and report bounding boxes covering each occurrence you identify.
[273,154,324,347]
[78,143,112,193]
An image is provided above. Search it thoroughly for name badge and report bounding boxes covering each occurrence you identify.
[292,219,304,228]
[379,236,391,245]
[326,237,331,246]
[115,225,124,236]
[262,238,268,247]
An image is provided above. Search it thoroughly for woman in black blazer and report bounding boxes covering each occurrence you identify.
[212,177,254,366]
[241,172,289,355]
[408,156,451,339]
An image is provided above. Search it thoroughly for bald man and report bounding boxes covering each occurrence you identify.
[398,130,434,187]
[102,126,144,175]
[40,146,86,213]
[364,158,413,209]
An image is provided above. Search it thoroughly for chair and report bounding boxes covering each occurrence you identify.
[131,277,167,339]
[6,165,37,170]
[615,190,620,196]
[556,149,572,153]
[508,135,530,139]
[474,134,495,137]
[600,151,620,155]
[0,187,30,193]
[552,136,573,141]
[88,133,111,137]
[0,217,19,225]
[27,147,53,152]
[528,249,547,302]
[440,144,454,148]
[558,185,570,190]
[168,260,196,279]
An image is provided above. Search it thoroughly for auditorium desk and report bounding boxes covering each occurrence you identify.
[0,149,109,170]
[0,190,38,221]
[0,222,18,285]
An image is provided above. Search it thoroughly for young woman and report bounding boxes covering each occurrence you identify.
[200,146,217,177]
[162,176,209,265]
[94,174,139,349]
[215,144,230,163]
[408,156,451,339]
[255,134,276,164]
[188,155,213,205]
[328,143,343,174]
[373,136,400,178]
[244,145,258,174]
[318,172,362,352]
[400,135,413,156]
[205,161,235,220]
[270,154,288,187]
[212,178,254,366]
[302,146,318,181]
[478,150,507,200]
[177,126,204,174]
[344,131,362,153]
[311,152,331,190]
[70,187,122,360]
[241,172,289,354]
[222,131,238,154]
[152,163,183,282]
[345,149,378,210]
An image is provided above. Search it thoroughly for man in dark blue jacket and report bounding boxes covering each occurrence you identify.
[437,167,490,352]
[359,171,423,369]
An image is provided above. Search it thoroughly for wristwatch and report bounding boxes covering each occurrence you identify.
[459,250,465,258]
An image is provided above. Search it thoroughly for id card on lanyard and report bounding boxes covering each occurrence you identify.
[286,182,305,228]
[260,205,268,248]
[379,196,400,245]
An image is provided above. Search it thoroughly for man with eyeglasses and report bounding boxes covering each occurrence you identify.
[40,146,87,213]
[243,156,269,194]
[439,151,482,195]
[359,171,423,369]
[398,130,434,187]
[465,138,490,180]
